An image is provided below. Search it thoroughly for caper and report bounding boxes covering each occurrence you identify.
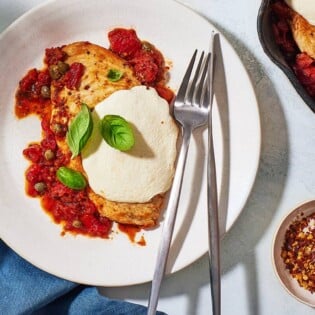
[44,149,55,160]
[57,61,70,74]
[142,41,153,51]
[72,220,82,228]
[41,85,51,98]
[34,182,46,193]
[52,123,63,134]
[49,64,62,80]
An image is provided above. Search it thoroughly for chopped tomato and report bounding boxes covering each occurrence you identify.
[271,1,298,59]
[108,28,142,59]
[293,53,315,97]
[62,62,85,90]
[45,47,67,66]
[19,69,38,93]
[131,53,159,84]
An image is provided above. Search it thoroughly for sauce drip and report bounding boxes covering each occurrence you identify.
[118,224,146,246]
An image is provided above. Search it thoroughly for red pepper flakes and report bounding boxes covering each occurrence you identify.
[281,212,315,293]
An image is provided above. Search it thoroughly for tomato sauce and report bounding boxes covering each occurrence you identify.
[108,27,174,98]
[118,224,146,246]
[22,116,112,238]
[15,28,172,241]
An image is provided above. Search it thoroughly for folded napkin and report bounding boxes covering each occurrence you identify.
[0,241,166,315]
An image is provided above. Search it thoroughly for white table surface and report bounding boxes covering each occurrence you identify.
[1,0,315,314]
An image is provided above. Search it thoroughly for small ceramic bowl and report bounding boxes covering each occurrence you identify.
[273,200,315,307]
[257,0,315,112]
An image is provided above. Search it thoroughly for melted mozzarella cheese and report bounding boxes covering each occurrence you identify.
[285,0,315,25]
[81,86,178,203]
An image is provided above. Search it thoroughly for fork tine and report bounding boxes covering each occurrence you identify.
[186,51,205,104]
[194,52,211,107]
[175,49,198,104]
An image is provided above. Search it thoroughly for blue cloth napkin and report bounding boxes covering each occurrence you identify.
[0,241,166,315]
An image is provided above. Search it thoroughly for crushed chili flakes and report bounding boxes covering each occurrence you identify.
[281,212,315,293]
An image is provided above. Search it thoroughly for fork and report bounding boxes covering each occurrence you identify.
[147,47,213,315]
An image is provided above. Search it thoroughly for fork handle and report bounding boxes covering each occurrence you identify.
[148,127,192,315]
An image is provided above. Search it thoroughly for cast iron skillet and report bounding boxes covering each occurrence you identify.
[257,0,315,113]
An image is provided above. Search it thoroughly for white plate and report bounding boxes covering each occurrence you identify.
[0,0,261,286]
[273,200,315,307]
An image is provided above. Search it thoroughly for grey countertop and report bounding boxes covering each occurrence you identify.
[1,0,315,314]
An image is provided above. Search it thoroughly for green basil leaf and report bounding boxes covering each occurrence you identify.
[66,103,93,158]
[100,115,135,151]
[56,166,87,190]
[107,69,123,82]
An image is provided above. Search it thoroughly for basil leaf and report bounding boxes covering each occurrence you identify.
[107,69,123,82]
[56,166,87,190]
[66,103,93,158]
[100,115,135,151]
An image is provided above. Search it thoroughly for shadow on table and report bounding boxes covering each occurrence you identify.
[217,26,289,315]
[99,25,288,315]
